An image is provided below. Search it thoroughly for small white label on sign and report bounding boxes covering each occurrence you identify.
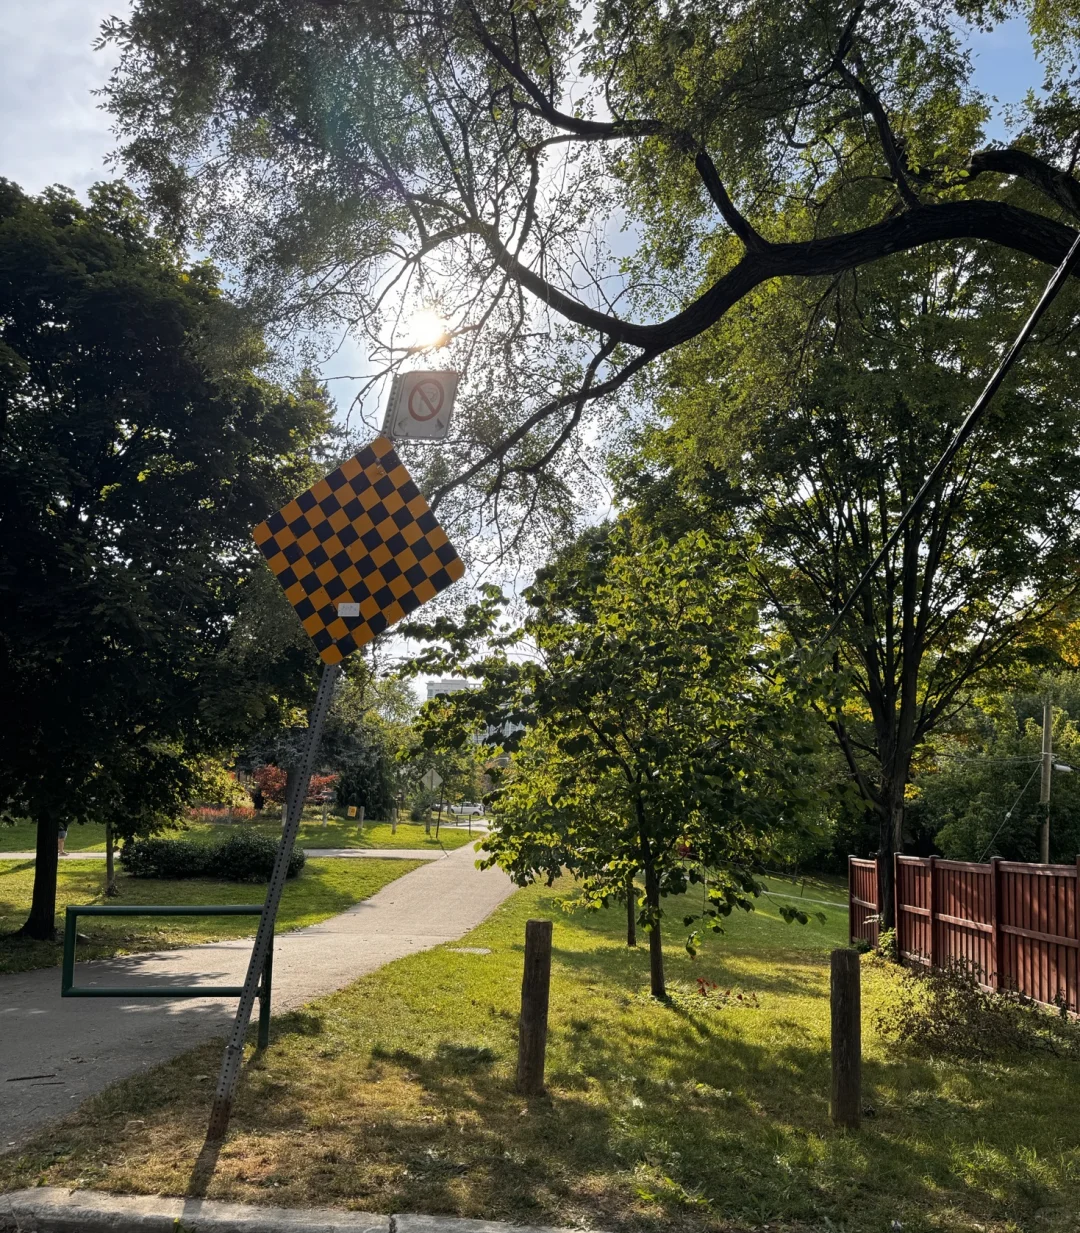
[337,602,361,617]
[383,371,459,441]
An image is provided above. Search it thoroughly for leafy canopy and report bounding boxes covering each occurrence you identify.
[98,0,1080,535]
[0,178,331,933]
[405,519,827,984]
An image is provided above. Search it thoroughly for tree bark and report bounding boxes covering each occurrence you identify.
[626,874,637,948]
[876,769,908,930]
[19,812,60,940]
[641,855,665,998]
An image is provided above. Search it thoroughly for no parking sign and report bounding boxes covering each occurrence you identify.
[384,370,459,441]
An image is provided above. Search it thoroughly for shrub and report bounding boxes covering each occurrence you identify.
[251,766,338,804]
[121,830,305,882]
[875,958,1080,1060]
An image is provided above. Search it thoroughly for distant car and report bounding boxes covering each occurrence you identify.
[448,801,484,817]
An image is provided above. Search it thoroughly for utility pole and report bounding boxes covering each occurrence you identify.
[1040,693,1052,863]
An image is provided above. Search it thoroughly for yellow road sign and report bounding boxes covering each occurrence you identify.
[253,436,464,664]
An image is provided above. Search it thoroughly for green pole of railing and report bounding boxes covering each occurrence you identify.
[61,906,78,996]
[257,935,274,1050]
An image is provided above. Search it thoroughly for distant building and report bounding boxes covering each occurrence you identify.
[424,678,524,754]
[425,678,474,701]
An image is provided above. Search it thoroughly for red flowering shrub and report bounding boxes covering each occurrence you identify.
[251,767,338,804]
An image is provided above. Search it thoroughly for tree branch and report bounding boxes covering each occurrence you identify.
[694,151,769,251]
[475,200,1079,355]
[967,147,1080,221]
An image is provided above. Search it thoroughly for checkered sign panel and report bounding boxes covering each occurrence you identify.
[253,436,464,665]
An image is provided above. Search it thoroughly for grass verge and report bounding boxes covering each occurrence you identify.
[0,858,422,975]
[5,870,1077,1231]
[0,816,477,853]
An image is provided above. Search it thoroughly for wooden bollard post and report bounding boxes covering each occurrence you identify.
[516,919,553,1095]
[830,947,861,1129]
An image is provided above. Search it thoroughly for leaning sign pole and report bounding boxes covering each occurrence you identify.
[205,660,340,1139]
[206,409,462,1142]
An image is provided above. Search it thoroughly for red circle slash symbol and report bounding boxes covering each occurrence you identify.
[408,379,444,422]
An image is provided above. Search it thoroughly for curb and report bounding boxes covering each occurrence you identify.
[0,1190,582,1233]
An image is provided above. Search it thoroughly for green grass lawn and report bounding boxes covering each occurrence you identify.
[228,819,477,851]
[0,858,421,975]
[0,814,477,853]
[7,869,1077,1232]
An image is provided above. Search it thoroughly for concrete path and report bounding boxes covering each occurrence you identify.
[0,842,514,1145]
[0,1188,580,1233]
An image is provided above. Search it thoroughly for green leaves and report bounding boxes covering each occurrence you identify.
[404,514,827,963]
[0,178,331,847]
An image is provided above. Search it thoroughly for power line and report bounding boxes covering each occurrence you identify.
[978,761,1042,863]
[817,230,1080,651]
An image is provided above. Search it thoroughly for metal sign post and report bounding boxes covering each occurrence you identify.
[206,660,340,1140]
[203,434,465,1142]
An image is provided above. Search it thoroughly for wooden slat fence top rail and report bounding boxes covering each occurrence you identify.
[849,851,1080,1013]
[999,861,1078,874]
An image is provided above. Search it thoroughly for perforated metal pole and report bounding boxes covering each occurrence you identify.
[206,661,340,1141]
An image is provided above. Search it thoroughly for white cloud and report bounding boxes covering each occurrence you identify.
[0,0,123,195]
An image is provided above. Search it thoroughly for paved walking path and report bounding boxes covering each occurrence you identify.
[0,842,514,1145]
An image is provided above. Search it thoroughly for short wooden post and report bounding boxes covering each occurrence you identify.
[927,855,938,969]
[516,919,553,1095]
[830,948,861,1130]
[358,805,365,825]
[990,856,1001,990]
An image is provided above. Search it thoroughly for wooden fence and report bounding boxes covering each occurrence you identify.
[848,853,1080,1012]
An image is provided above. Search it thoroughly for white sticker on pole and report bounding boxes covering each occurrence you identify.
[384,371,459,441]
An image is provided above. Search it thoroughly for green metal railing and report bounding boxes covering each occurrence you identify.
[61,904,274,1049]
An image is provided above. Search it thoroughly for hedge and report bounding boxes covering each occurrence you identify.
[120,830,305,882]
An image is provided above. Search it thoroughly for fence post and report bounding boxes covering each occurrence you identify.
[257,935,274,1050]
[891,850,899,953]
[830,948,861,1130]
[516,919,553,1096]
[927,855,938,969]
[1074,857,1080,1013]
[990,856,1001,990]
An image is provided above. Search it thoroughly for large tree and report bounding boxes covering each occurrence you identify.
[97,0,1080,532]
[0,180,330,939]
[406,521,824,997]
[633,240,1080,923]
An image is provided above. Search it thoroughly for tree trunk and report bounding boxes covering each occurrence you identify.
[105,820,118,897]
[876,775,906,931]
[642,859,665,998]
[626,874,637,948]
[19,813,60,940]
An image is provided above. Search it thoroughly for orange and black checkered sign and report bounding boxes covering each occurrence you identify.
[252,436,464,665]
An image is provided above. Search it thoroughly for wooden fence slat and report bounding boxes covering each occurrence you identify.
[989,857,999,989]
[928,856,937,968]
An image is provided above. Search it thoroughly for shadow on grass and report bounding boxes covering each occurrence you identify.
[236,1007,1076,1233]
